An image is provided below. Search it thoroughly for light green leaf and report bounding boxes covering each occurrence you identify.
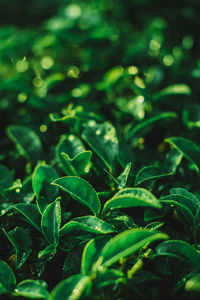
[94,229,168,269]
[82,121,119,170]
[0,260,16,292]
[185,273,200,292]
[165,136,200,172]
[153,84,191,101]
[102,188,161,214]
[51,176,100,216]
[49,274,92,300]
[135,165,173,186]
[41,201,61,245]
[60,216,116,237]
[14,280,49,299]
[7,125,42,163]
[81,236,111,275]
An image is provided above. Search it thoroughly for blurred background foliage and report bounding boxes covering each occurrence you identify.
[0,0,200,173]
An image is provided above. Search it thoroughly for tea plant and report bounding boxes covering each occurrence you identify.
[1,0,200,299]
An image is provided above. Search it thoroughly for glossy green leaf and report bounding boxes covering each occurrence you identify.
[102,188,162,214]
[32,163,59,213]
[127,112,177,139]
[41,201,61,245]
[14,280,49,299]
[94,229,168,269]
[10,203,41,231]
[105,163,132,189]
[49,274,92,300]
[153,84,191,101]
[165,136,200,172]
[52,176,100,216]
[81,236,111,275]
[0,260,16,292]
[60,216,116,237]
[3,227,32,269]
[135,165,173,186]
[185,273,200,292]
[7,125,42,163]
[82,121,119,170]
[56,134,92,176]
[154,240,200,271]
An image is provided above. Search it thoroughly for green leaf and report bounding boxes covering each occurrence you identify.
[170,188,200,213]
[81,236,111,275]
[94,229,168,269]
[60,216,116,237]
[82,121,119,170]
[95,268,125,288]
[41,201,61,245]
[154,240,200,271]
[102,188,162,214]
[165,148,183,173]
[14,280,49,299]
[51,176,100,216]
[3,227,32,269]
[6,125,42,163]
[0,260,16,292]
[165,136,200,172]
[185,273,200,292]
[105,163,132,189]
[10,203,41,231]
[135,165,173,186]
[183,105,200,129]
[56,134,92,176]
[32,163,59,213]
[126,112,177,139]
[49,274,92,300]
[38,244,57,259]
[153,84,191,101]
[160,196,195,233]
[0,164,13,192]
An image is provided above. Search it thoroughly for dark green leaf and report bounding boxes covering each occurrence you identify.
[10,203,41,231]
[127,112,177,139]
[0,260,16,292]
[7,125,42,163]
[52,176,100,216]
[32,163,59,213]
[56,134,91,176]
[154,240,200,271]
[165,137,200,172]
[41,201,61,245]
[135,165,173,186]
[3,227,32,269]
[82,121,118,170]
[102,188,162,214]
